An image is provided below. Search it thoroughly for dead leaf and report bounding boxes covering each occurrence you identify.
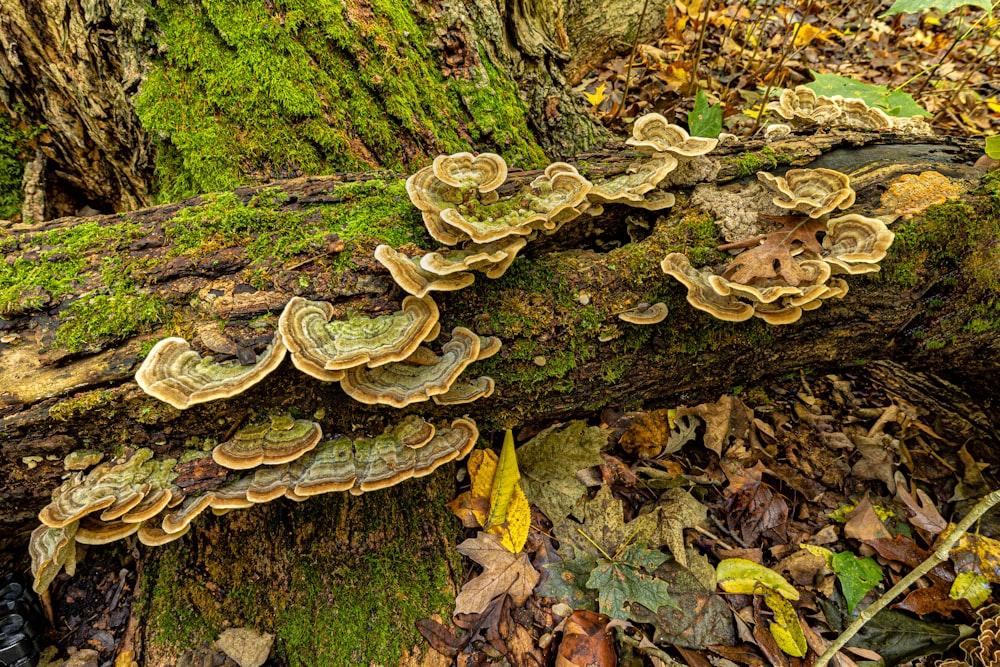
[721,217,828,286]
[556,610,617,667]
[619,409,675,458]
[850,432,897,493]
[897,582,970,617]
[676,394,757,457]
[844,496,891,542]
[723,461,789,544]
[454,533,540,617]
[894,476,947,536]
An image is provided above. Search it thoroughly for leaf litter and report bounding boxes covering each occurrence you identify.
[425,366,1000,666]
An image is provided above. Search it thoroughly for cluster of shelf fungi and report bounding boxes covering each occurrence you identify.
[28,95,910,595]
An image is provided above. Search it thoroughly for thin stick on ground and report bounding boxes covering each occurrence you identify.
[813,487,1000,667]
[612,0,650,121]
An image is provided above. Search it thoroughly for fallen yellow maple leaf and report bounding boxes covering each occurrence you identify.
[583,83,606,108]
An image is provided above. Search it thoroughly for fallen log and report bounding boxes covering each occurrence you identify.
[1,131,999,664]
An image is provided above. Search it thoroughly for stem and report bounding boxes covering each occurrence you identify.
[751,15,806,136]
[687,0,713,96]
[612,0,650,121]
[813,488,1000,667]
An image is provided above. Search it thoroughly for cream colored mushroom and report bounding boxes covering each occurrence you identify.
[340,327,482,407]
[589,157,679,205]
[212,415,323,470]
[135,333,287,410]
[432,376,496,405]
[618,302,669,325]
[626,114,719,157]
[374,245,475,297]
[432,152,508,191]
[758,168,855,218]
[661,253,755,322]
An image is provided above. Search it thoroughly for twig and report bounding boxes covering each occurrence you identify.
[813,487,1000,667]
[616,627,680,664]
[612,0,650,121]
[687,0,713,97]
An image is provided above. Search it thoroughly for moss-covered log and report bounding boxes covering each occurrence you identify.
[2,132,999,663]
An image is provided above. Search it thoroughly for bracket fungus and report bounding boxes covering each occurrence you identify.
[419,236,528,280]
[432,376,496,405]
[588,157,679,206]
[29,523,78,594]
[758,168,855,218]
[340,327,483,408]
[431,152,507,191]
[212,414,323,470]
[618,302,669,325]
[136,334,287,410]
[765,85,933,135]
[277,294,440,382]
[626,113,719,157]
[374,245,475,297]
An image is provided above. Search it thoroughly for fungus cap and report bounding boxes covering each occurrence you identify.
[30,523,78,594]
[432,376,496,405]
[618,302,669,325]
[135,333,287,410]
[823,213,895,264]
[212,416,323,470]
[413,418,479,477]
[661,253,754,322]
[626,114,718,157]
[293,437,357,496]
[758,169,855,218]
[340,327,482,408]
[161,492,217,534]
[374,245,475,297]
[432,152,508,192]
[75,516,142,545]
[588,157,679,205]
[138,522,190,547]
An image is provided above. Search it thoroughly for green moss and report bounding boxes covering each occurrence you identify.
[136,0,545,202]
[730,145,780,177]
[55,293,167,353]
[48,389,117,422]
[0,115,41,220]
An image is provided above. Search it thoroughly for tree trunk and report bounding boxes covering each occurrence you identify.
[0,0,665,220]
[2,131,999,661]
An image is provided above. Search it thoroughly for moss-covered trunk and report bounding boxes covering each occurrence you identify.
[2,133,999,664]
[0,0,666,219]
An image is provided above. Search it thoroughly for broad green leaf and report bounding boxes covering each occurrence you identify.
[986,135,1000,160]
[517,421,607,525]
[716,558,800,600]
[847,608,965,667]
[765,593,808,657]
[806,72,931,117]
[485,430,520,530]
[882,0,992,16]
[950,571,991,607]
[831,551,884,616]
[586,544,677,621]
[688,89,723,138]
[538,555,599,610]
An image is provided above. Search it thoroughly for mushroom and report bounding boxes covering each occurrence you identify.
[626,114,719,157]
[432,152,508,191]
[413,418,479,477]
[618,302,669,325]
[374,245,475,297]
[293,437,357,496]
[161,492,217,534]
[765,86,842,126]
[210,476,257,510]
[352,435,416,494]
[589,157,679,205]
[212,414,323,470]
[278,295,440,380]
[340,327,482,408]
[661,253,755,322]
[121,487,175,523]
[419,236,528,280]
[135,333,287,410]
[137,522,190,547]
[758,168,855,218]
[74,516,142,545]
[823,214,895,264]
[432,376,496,405]
[29,522,78,594]
[835,97,892,130]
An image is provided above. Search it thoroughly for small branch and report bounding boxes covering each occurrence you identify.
[813,488,1000,667]
[612,0,649,121]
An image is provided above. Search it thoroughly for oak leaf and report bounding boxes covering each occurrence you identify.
[454,533,540,617]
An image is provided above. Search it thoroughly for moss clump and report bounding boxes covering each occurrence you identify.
[139,475,460,665]
[136,0,545,202]
[0,115,41,220]
[731,146,780,177]
[55,293,167,353]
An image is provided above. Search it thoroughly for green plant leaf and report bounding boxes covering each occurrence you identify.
[882,0,992,17]
[950,571,991,607]
[846,608,965,667]
[831,551,884,616]
[986,135,1000,160]
[538,555,599,610]
[485,429,520,530]
[688,89,723,138]
[806,72,932,117]
[586,543,676,620]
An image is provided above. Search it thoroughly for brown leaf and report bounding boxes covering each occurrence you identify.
[677,395,757,457]
[844,496,891,542]
[894,480,947,536]
[417,617,468,657]
[556,610,617,667]
[721,217,828,286]
[864,535,954,585]
[454,533,540,617]
[751,597,793,667]
[897,583,969,618]
[723,461,789,544]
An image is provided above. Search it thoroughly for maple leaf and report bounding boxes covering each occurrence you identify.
[453,533,540,617]
[586,543,678,621]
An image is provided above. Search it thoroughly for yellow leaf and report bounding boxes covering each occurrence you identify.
[490,484,531,553]
[948,527,1000,583]
[463,449,498,527]
[950,571,991,608]
[801,544,835,566]
[584,83,606,108]
[667,408,676,431]
[986,97,1000,114]
[716,558,800,600]
[764,593,807,657]
[485,430,521,530]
